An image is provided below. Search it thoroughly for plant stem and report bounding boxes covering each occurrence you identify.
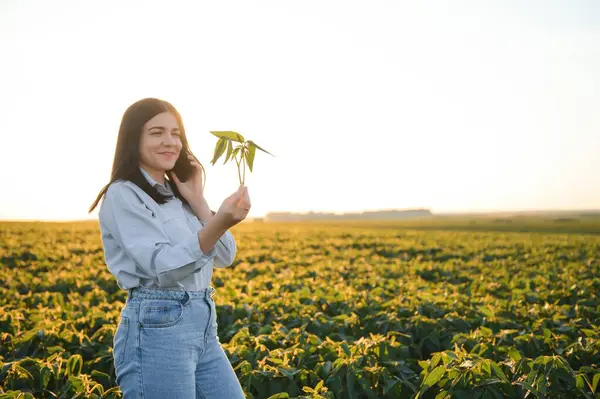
[242,147,246,185]
[234,149,242,185]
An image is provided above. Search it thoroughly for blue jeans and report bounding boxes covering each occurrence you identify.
[113,286,245,398]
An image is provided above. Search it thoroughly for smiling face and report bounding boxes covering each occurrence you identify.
[139,112,183,185]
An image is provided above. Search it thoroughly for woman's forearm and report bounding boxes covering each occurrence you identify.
[197,213,229,255]
[190,198,214,222]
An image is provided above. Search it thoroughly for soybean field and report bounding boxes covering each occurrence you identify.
[1,218,599,398]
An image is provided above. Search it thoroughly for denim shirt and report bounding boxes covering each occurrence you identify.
[98,166,236,291]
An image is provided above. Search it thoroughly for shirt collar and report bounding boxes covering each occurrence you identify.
[139,166,173,195]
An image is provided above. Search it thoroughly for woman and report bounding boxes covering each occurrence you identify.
[89,98,250,398]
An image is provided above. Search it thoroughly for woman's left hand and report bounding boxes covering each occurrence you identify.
[170,151,205,204]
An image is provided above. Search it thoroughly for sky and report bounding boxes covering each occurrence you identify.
[0,0,599,221]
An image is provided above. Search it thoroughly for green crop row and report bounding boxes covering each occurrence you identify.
[0,221,599,398]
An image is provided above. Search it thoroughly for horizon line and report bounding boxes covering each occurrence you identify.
[1,207,599,223]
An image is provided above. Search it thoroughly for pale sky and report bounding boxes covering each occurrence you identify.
[1,0,599,221]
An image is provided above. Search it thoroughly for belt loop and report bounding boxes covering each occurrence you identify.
[176,281,191,306]
[180,290,190,306]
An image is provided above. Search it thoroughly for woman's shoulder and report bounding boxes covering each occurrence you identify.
[100,180,154,224]
[102,180,149,210]
[104,180,129,199]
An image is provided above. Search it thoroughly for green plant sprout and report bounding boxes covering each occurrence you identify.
[209,131,275,186]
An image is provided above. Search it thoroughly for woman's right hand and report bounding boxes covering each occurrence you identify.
[216,185,251,228]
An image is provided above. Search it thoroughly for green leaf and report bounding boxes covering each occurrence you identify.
[578,374,594,394]
[231,146,242,161]
[383,378,400,395]
[223,139,234,164]
[347,370,357,399]
[488,386,505,399]
[454,390,471,399]
[435,391,451,399]
[357,373,378,396]
[315,379,324,391]
[331,357,346,375]
[542,328,551,339]
[66,354,83,377]
[211,137,228,165]
[581,329,596,337]
[451,372,466,389]
[266,393,289,399]
[424,366,445,387]
[279,367,300,379]
[490,363,509,383]
[430,353,442,368]
[341,342,351,357]
[90,369,111,386]
[479,306,494,319]
[247,140,275,156]
[515,381,537,396]
[479,378,503,386]
[592,373,600,393]
[508,347,522,362]
[0,391,23,398]
[245,145,256,172]
[39,365,52,390]
[481,360,491,377]
[326,375,343,395]
[68,374,84,391]
[210,131,245,143]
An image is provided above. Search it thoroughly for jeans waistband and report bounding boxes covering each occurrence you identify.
[128,286,216,301]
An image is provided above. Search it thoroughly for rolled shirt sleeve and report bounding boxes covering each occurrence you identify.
[102,182,217,286]
[212,229,237,268]
[197,215,237,268]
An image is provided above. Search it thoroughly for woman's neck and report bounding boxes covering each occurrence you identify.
[140,164,165,186]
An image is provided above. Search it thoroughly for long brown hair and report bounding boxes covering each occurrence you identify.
[88,98,205,213]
